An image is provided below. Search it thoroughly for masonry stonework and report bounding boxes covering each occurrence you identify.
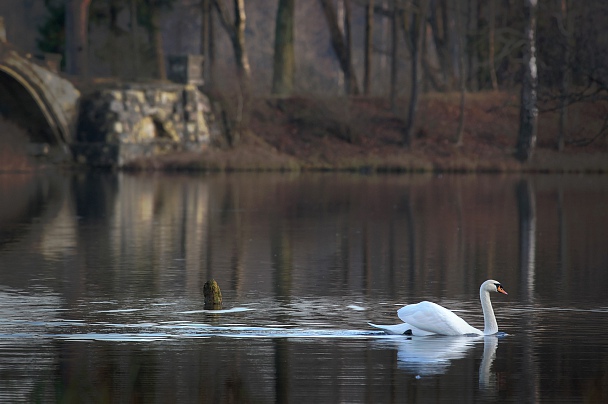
[73,83,220,167]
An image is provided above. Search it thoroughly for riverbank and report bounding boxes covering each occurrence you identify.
[3,91,607,173]
[125,91,608,173]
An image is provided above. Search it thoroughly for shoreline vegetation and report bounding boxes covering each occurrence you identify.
[125,91,608,174]
[1,91,607,174]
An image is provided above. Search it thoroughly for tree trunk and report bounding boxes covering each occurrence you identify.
[343,0,353,95]
[455,0,466,145]
[200,0,212,86]
[403,0,425,146]
[465,0,479,91]
[488,0,499,90]
[420,9,429,93]
[64,0,92,77]
[233,0,251,98]
[363,0,374,95]
[146,0,166,80]
[129,0,139,80]
[214,0,251,90]
[272,0,295,95]
[557,0,572,151]
[318,0,359,95]
[516,0,538,162]
[209,0,216,87]
[214,0,252,144]
[428,0,452,89]
[390,0,399,111]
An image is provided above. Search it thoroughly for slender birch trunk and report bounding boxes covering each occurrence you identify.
[516,0,539,162]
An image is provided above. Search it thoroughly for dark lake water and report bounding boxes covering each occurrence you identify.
[0,171,607,402]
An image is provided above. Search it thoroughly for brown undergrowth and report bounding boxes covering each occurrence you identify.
[129,91,608,173]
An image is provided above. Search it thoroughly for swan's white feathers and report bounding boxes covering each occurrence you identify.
[397,301,482,336]
[368,322,435,336]
[368,322,411,335]
[370,280,506,336]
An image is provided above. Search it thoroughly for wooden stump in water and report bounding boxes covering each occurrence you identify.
[203,279,222,309]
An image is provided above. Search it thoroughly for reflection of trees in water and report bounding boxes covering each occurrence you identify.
[0,172,68,288]
[0,117,35,171]
[557,183,567,289]
[517,179,536,303]
[58,173,608,304]
[271,219,293,299]
[54,339,259,403]
[70,173,215,298]
[402,188,417,295]
[0,174,49,247]
[392,176,519,299]
[516,178,539,403]
[203,175,526,298]
[274,339,290,403]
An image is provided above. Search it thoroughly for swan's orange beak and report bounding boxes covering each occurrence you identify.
[497,285,508,295]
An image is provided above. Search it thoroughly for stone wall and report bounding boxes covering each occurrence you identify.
[73,83,220,167]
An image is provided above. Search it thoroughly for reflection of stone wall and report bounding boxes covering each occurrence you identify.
[73,83,220,167]
[108,174,210,296]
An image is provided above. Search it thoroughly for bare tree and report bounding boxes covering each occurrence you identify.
[150,3,166,80]
[214,0,251,90]
[65,0,92,77]
[455,0,466,145]
[318,0,360,95]
[488,0,499,90]
[428,0,452,89]
[403,0,426,146]
[517,0,538,162]
[556,0,573,151]
[390,0,399,110]
[142,0,167,80]
[465,0,480,91]
[214,0,251,144]
[363,0,374,94]
[344,0,353,93]
[200,0,214,87]
[129,0,139,79]
[272,0,296,95]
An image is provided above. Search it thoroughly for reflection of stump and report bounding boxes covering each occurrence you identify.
[203,279,222,309]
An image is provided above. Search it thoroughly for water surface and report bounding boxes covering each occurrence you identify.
[0,171,607,402]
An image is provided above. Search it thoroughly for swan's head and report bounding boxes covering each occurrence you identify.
[481,280,508,295]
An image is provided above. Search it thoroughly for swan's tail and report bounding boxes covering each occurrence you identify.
[368,322,436,336]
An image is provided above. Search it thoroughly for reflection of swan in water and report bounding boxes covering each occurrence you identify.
[479,335,499,391]
[370,280,508,336]
[377,334,500,381]
[393,335,479,375]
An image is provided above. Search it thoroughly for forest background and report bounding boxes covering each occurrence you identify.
[1,0,607,172]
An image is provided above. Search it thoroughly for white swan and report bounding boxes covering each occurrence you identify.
[370,280,507,336]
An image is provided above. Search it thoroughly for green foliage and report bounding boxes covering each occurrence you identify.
[34,0,176,75]
[37,0,65,59]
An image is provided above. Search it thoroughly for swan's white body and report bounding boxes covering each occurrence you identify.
[371,280,507,336]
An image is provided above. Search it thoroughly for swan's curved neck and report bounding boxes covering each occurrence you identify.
[480,288,498,335]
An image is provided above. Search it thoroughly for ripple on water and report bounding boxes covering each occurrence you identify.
[177,307,254,314]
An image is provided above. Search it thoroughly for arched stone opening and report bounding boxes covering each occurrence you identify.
[131,115,180,143]
[0,69,58,146]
